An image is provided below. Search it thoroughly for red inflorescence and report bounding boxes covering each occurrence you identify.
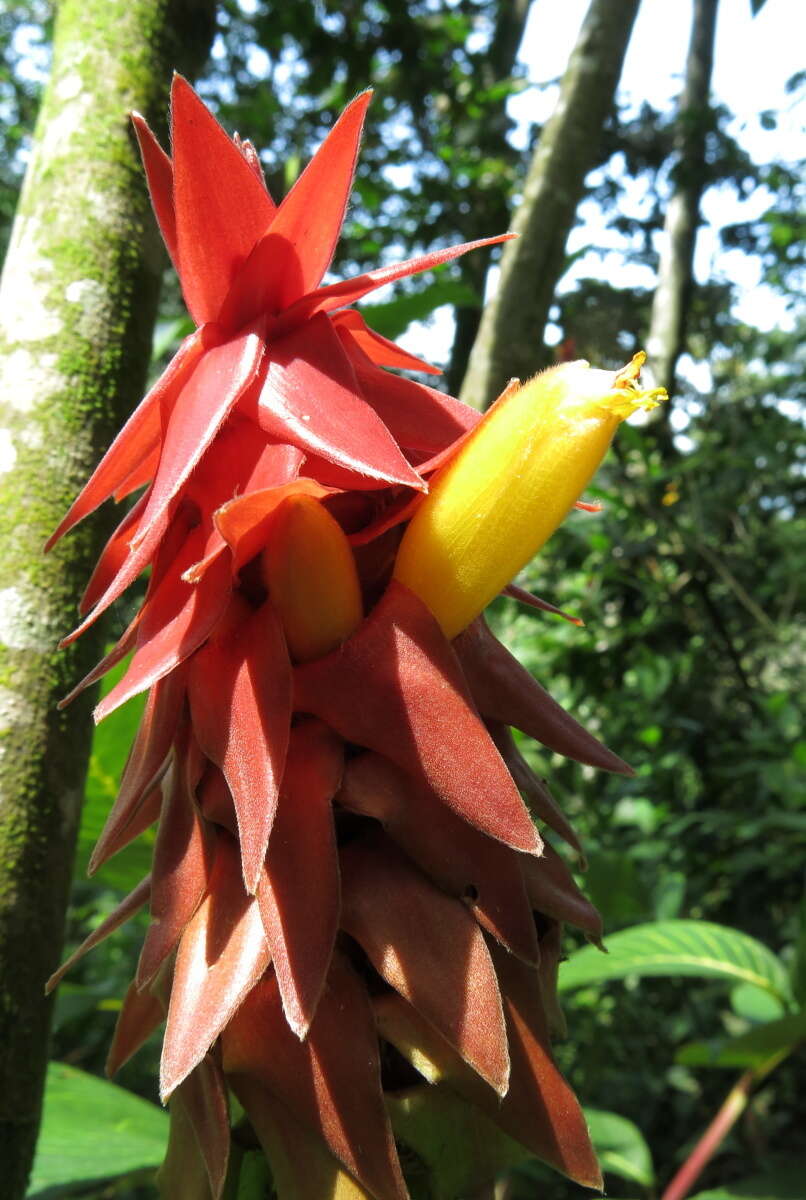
[47,77,625,1198]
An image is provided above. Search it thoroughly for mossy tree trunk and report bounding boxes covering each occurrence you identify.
[0,2,215,1193]
[459,0,640,411]
[646,0,718,398]
[444,0,532,396]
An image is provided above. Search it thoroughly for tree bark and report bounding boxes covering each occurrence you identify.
[646,0,718,397]
[459,0,640,411]
[444,0,532,395]
[0,2,215,1194]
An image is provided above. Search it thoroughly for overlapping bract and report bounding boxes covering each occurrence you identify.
[48,78,625,1198]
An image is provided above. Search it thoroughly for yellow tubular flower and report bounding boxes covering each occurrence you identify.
[261,495,363,662]
[394,353,666,640]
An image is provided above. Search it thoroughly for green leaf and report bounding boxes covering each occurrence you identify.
[730,982,785,1023]
[583,1108,654,1186]
[74,655,152,894]
[233,1149,273,1200]
[583,850,653,925]
[557,921,794,1008]
[360,278,479,341]
[677,1010,806,1069]
[27,1062,168,1196]
[387,1086,530,1200]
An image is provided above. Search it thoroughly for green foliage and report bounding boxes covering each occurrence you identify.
[27,1063,168,1197]
[558,920,795,1008]
[360,278,479,341]
[579,1109,654,1188]
[678,1010,806,1069]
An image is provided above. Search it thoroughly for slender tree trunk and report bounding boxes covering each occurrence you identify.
[459,0,640,411]
[0,2,215,1194]
[444,0,532,395]
[646,0,718,397]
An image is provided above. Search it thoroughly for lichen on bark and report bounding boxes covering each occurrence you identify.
[0,2,215,1194]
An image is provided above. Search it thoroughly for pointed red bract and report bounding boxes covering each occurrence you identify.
[96,526,231,721]
[349,351,478,456]
[169,1057,231,1200]
[188,598,291,894]
[79,492,149,616]
[455,618,633,775]
[132,327,265,553]
[46,328,204,552]
[257,313,424,490]
[59,618,138,709]
[488,722,585,859]
[341,833,510,1096]
[171,74,276,324]
[295,581,541,854]
[131,111,178,269]
[261,91,373,312]
[277,233,517,331]
[157,1074,225,1200]
[106,980,165,1077]
[230,1077,374,1200]
[521,842,603,943]
[490,946,603,1189]
[332,309,440,374]
[136,748,213,988]
[222,958,408,1200]
[503,582,583,626]
[257,719,342,1037]
[161,833,270,1099]
[338,753,539,964]
[89,667,187,875]
[46,877,151,994]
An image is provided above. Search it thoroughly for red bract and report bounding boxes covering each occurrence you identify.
[47,78,625,1197]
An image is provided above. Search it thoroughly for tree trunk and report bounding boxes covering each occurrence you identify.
[444,0,532,395]
[646,0,718,397]
[459,0,640,411]
[0,2,215,1194]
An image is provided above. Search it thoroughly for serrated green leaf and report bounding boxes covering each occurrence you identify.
[557,921,793,1008]
[583,1108,654,1186]
[27,1062,168,1196]
[677,1009,806,1069]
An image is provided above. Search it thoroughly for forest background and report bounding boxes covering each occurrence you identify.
[0,0,803,1197]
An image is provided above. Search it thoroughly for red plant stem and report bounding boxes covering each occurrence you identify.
[660,1051,789,1200]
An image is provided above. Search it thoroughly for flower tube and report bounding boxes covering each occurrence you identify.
[394,354,666,639]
